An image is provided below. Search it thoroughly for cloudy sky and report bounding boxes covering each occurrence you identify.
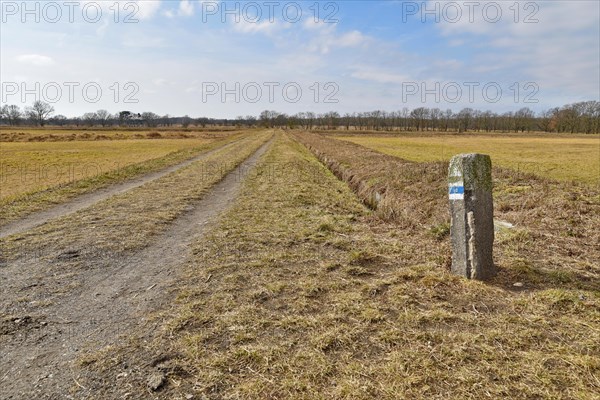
[1,0,598,118]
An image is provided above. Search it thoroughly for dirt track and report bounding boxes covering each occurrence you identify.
[0,138,242,239]
[0,139,272,399]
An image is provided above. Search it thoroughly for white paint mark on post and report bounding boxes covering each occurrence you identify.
[449,183,465,200]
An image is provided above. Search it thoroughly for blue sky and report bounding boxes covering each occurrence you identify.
[1,0,599,118]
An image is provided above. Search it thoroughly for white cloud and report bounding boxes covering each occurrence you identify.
[136,0,161,20]
[153,78,168,86]
[350,67,412,84]
[232,19,282,35]
[178,0,194,17]
[122,34,166,48]
[16,54,55,66]
[303,20,368,54]
[430,0,599,99]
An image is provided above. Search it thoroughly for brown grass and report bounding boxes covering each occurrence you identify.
[294,132,599,290]
[0,132,248,225]
[334,133,600,185]
[0,127,244,142]
[75,131,599,399]
[0,131,272,259]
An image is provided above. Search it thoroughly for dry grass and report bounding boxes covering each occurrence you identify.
[0,131,272,260]
[295,132,599,289]
[1,139,214,199]
[336,133,600,185]
[0,127,242,142]
[0,132,247,224]
[77,132,599,399]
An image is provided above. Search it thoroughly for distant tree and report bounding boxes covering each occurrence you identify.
[260,110,281,128]
[141,112,160,127]
[96,109,111,127]
[50,114,68,126]
[1,104,23,125]
[273,111,288,128]
[245,115,257,127]
[411,107,429,131]
[82,112,98,126]
[537,109,555,132]
[25,101,54,126]
[0,105,6,123]
[323,111,340,130]
[160,114,171,127]
[118,111,132,125]
[457,108,474,133]
[196,117,209,128]
[181,115,192,128]
[514,107,534,132]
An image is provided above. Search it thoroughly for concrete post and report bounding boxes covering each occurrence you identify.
[448,154,495,280]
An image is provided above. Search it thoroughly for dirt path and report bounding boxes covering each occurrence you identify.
[0,138,243,239]
[0,139,272,399]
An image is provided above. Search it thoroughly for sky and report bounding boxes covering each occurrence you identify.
[1,0,599,118]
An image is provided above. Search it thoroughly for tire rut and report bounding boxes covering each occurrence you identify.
[0,138,273,399]
[0,137,244,239]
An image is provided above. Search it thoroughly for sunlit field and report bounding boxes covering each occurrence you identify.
[0,138,214,201]
[0,127,239,142]
[335,134,600,185]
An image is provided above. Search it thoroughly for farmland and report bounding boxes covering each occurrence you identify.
[0,126,238,142]
[3,1,598,397]
[1,129,599,399]
[335,133,600,185]
[0,132,247,224]
[1,139,213,199]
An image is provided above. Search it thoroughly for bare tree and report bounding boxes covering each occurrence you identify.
[96,109,111,127]
[141,112,160,127]
[457,108,474,133]
[50,115,68,126]
[1,104,23,125]
[26,101,55,126]
[82,112,98,126]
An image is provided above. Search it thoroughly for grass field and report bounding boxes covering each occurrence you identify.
[0,139,216,200]
[0,127,240,142]
[335,134,600,185]
[0,132,251,225]
[1,130,598,398]
[75,132,599,399]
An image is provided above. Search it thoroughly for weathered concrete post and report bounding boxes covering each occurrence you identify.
[448,154,495,280]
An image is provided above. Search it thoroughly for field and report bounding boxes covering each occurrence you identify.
[0,131,247,225]
[1,129,599,399]
[1,139,215,199]
[0,126,239,142]
[336,133,600,185]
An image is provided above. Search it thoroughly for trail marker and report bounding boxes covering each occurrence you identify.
[448,154,495,280]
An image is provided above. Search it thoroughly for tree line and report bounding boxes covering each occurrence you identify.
[1,100,599,133]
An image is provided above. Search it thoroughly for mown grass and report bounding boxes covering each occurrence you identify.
[0,133,247,225]
[1,139,215,199]
[0,131,272,262]
[78,132,599,399]
[336,134,600,185]
[0,127,240,142]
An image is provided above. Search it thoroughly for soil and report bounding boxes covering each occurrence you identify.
[0,139,272,399]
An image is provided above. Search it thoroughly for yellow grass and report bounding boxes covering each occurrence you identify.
[336,134,600,185]
[76,132,600,399]
[0,139,212,200]
[0,127,239,142]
